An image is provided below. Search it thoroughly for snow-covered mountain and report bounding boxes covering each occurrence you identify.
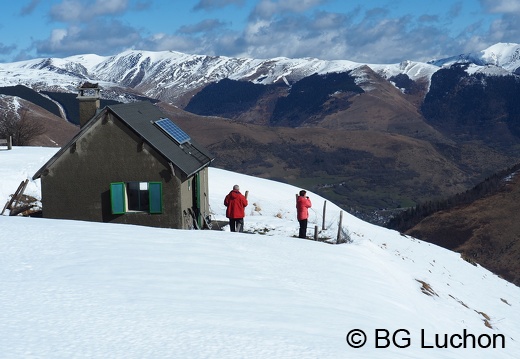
[5,43,520,106]
[1,49,403,104]
[429,42,520,75]
[1,146,520,358]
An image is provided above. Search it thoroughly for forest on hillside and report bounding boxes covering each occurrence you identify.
[386,162,520,232]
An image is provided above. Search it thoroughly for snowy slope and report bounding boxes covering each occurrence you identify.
[429,42,520,75]
[1,147,520,358]
[481,43,520,71]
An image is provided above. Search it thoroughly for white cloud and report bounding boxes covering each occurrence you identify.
[193,0,245,11]
[50,0,129,22]
[251,0,325,19]
[49,28,68,47]
[33,19,141,57]
[27,0,520,64]
[481,0,520,13]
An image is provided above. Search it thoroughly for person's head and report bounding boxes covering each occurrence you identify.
[299,190,306,197]
[233,184,240,191]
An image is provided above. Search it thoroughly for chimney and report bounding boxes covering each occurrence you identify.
[77,82,100,128]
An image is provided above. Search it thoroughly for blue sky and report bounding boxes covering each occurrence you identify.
[0,0,518,64]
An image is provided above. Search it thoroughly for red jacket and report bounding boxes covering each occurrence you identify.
[296,195,312,220]
[224,190,248,219]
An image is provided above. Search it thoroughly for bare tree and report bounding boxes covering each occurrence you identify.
[0,107,16,139]
[0,106,45,145]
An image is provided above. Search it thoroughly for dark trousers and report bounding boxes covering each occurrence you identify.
[298,219,308,238]
[230,218,244,232]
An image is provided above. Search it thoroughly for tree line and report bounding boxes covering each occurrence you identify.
[385,162,520,232]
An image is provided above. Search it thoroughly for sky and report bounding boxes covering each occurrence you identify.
[0,1,519,66]
[1,146,520,358]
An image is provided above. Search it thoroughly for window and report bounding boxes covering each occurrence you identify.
[110,181,162,214]
[127,182,149,211]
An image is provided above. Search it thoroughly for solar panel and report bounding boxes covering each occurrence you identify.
[155,118,191,144]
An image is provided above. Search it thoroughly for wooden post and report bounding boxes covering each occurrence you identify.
[322,200,327,230]
[8,136,12,150]
[245,190,249,199]
[314,225,318,241]
[1,179,28,215]
[337,210,343,244]
[11,179,29,212]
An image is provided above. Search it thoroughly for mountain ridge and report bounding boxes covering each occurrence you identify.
[5,42,520,106]
[3,43,520,222]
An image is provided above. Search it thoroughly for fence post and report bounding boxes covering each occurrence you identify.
[337,210,343,244]
[8,136,12,150]
[314,225,318,241]
[322,200,327,230]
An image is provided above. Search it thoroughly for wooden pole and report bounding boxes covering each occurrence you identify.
[322,200,327,230]
[337,210,343,244]
[245,190,249,199]
[8,136,12,150]
[11,179,29,212]
[1,179,28,215]
[314,225,318,241]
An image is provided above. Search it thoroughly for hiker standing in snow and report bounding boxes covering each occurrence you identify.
[296,190,312,239]
[224,184,248,232]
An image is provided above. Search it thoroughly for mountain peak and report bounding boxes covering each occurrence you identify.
[428,42,520,74]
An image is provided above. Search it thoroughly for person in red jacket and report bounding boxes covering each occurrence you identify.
[224,184,248,232]
[296,190,312,238]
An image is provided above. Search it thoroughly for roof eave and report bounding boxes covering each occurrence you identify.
[183,158,215,178]
[32,109,104,180]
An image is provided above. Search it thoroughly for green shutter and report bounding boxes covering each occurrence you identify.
[195,173,201,228]
[110,182,126,214]
[148,182,163,214]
